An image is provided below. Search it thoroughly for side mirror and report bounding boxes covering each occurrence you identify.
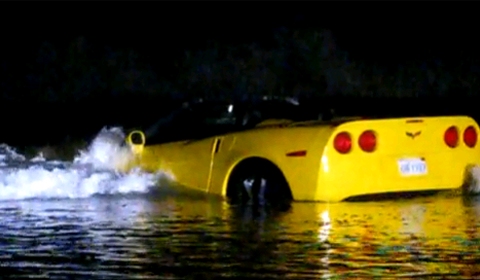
[126,130,145,154]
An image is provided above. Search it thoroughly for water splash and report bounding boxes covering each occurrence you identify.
[0,144,26,164]
[73,127,133,171]
[465,165,480,194]
[0,127,167,201]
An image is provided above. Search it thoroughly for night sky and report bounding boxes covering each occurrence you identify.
[0,2,478,145]
[2,3,477,75]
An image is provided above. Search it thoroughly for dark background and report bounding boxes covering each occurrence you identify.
[0,3,478,148]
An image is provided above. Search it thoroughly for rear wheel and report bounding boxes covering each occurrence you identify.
[227,159,293,209]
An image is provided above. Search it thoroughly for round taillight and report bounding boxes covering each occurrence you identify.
[333,132,352,154]
[463,126,477,148]
[444,126,459,148]
[358,130,376,152]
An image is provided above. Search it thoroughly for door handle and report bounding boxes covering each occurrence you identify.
[212,138,221,154]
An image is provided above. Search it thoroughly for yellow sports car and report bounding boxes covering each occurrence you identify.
[122,97,480,205]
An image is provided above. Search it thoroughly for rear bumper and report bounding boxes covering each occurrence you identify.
[315,153,480,202]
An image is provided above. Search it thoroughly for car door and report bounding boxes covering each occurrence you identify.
[207,134,237,195]
[173,103,238,192]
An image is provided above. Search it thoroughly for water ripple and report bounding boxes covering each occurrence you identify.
[0,194,479,279]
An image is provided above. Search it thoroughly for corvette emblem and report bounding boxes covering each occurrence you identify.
[406,131,421,139]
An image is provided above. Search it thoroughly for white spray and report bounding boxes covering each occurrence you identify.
[0,127,168,201]
[466,165,480,194]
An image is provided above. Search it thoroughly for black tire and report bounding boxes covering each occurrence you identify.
[227,160,293,209]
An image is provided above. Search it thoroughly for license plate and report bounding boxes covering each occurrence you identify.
[398,158,427,176]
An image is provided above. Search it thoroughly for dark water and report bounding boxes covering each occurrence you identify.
[1,188,479,279]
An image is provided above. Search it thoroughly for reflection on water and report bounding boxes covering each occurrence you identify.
[1,190,479,279]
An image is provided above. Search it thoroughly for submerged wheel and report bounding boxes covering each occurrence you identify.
[227,159,293,208]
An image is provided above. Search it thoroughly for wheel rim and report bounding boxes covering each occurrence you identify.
[242,177,267,206]
[229,165,292,209]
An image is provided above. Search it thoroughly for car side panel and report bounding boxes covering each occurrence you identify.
[134,138,215,192]
[209,125,335,201]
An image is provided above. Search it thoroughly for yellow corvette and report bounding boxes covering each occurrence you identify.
[122,97,480,205]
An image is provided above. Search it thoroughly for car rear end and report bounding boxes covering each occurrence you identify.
[316,116,480,202]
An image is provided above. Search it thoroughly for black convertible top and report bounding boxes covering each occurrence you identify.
[137,96,335,145]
